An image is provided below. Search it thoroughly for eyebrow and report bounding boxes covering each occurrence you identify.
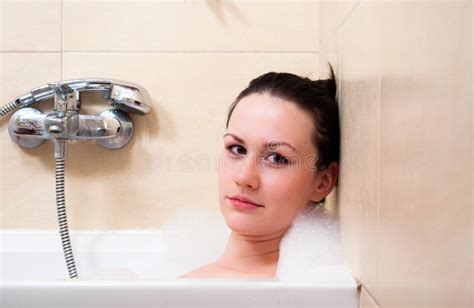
[223,133,297,153]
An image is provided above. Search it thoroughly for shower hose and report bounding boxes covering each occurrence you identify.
[1,103,79,279]
[0,101,17,117]
[55,157,79,279]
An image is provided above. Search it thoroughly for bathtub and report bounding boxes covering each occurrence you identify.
[0,230,360,307]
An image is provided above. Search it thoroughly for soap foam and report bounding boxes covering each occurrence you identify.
[161,207,230,278]
[161,205,351,282]
[275,205,352,283]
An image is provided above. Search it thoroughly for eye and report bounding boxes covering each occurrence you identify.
[226,144,246,156]
[266,152,289,165]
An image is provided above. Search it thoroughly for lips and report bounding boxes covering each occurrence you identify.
[228,195,264,208]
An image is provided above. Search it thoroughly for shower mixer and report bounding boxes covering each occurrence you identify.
[1,79,152,279]
[4,79,151,156]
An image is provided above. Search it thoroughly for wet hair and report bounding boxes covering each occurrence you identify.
[226,63,339,171]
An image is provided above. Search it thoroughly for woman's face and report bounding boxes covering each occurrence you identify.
[218,92,323,237]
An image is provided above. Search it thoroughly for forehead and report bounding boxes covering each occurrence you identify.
[227,92,316,153]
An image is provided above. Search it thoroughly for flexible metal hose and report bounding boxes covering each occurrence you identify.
[55,157,78,279]
[0,101,17,118]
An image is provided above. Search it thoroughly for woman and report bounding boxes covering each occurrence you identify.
[180,64,339,279]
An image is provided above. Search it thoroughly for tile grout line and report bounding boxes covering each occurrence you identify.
[376,10,382,307]
[318,0,322,78]
[60,0,63,81]
[361,285,382,308]
[336,0,362,32]
[338,0,342,100]
[60,50,320,54]
[0,51,60,53]
[0,51,319,54]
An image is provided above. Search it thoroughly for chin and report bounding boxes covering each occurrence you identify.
[220,198,263,233]
[223,212,248,230]
[222,212,266,235]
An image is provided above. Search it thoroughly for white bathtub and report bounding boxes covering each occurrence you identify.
[0,230,360,308]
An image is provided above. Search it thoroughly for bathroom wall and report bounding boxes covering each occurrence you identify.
[2,1,472,306]
[320,0,472,307]
[0,0,321,229]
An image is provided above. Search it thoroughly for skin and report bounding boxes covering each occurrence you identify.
[179,92,338,279]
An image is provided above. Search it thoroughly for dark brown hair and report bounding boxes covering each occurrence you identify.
[226,63,339,171]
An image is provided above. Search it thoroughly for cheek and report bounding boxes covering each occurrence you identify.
[218,154,237,211]
[266,170,313,202]
[218,154,233,190]
[264,170,314,220]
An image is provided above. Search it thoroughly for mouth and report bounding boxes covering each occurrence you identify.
[227,195,264,210]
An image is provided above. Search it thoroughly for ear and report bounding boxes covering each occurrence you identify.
[310,162,339,203]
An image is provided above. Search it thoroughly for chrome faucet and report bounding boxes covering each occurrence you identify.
[1,78,152,279]
[5,78,151,156]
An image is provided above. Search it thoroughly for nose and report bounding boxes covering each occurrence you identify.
[235,154,260,189]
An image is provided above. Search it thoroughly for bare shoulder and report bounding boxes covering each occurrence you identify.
[178,262,275,279]
[178,263,221,279]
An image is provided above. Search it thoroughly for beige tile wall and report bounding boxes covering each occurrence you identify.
[0,0,320,229]
[321,0,473,307]
[1,0,61,51]
[360,286,380,308]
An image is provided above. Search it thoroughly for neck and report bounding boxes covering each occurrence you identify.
[216,229,288,275]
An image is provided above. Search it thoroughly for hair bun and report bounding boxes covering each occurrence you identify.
[312,63,336,100]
